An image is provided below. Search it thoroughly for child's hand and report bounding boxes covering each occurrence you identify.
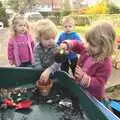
[54,47,68,63]
[74,65,91,87]
[59,43,68,51]
[39,68,51,84]
[74,65,84,81]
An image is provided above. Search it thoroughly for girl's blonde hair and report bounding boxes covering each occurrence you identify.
[62,15,75,25]
[85,21,116,61]
[9,13,29,37]
[35,19,58,41]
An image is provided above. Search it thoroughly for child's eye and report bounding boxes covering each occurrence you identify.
[64,25,72,28]
[90,44,95,47]
[89,41,96,47]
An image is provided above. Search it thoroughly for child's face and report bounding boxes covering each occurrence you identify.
[87,42,101,57]
[15,20,27,34]
[41,34,56,48]
[63,21,74,33]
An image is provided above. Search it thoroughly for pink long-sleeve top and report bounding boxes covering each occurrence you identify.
[71,41,112,100]
[8,33,35,66]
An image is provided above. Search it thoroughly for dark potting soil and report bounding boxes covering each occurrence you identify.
[0,83,89,120]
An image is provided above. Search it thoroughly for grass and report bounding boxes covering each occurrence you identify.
[75,25,89,36]
[75,25,120,37]
[115,27,120,36]
[107,85,120,100]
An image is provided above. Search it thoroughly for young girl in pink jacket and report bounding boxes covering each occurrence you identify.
[8,14,35,67]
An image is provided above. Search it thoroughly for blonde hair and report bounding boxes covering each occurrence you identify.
[35,19,58,41]
[9,13,29,37]
[62,15,75,25]
[85,21,116,61]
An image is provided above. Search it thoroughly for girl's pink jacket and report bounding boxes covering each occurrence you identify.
[8,34,35,66]
[71,41,112,100]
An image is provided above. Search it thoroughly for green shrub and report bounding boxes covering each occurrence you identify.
[108,3,120,14]
[0,1,8,27]
[72,15,92,26]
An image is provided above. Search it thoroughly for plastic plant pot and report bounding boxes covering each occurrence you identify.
[37,79,53,97]
[54,48,68,63]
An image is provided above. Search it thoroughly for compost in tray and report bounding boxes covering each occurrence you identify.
[0,82,89,120]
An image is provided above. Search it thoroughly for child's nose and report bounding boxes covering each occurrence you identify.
[50,38,54,41]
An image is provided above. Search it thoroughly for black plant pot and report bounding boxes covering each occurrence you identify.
[54,49,68,63]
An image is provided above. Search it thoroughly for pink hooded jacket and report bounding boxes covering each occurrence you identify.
[71,41,112,100]
[8,34,35,66]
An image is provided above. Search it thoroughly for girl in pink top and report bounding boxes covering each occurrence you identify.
[8,14,35,67]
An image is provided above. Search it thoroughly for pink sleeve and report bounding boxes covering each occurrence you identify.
[71,40,87,55]
[8,38,14,63]
[79,60,112,89]
[89,63,112,89]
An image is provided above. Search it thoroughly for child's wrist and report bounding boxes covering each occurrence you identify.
[80,73,91,88]
[81,71,84,79]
